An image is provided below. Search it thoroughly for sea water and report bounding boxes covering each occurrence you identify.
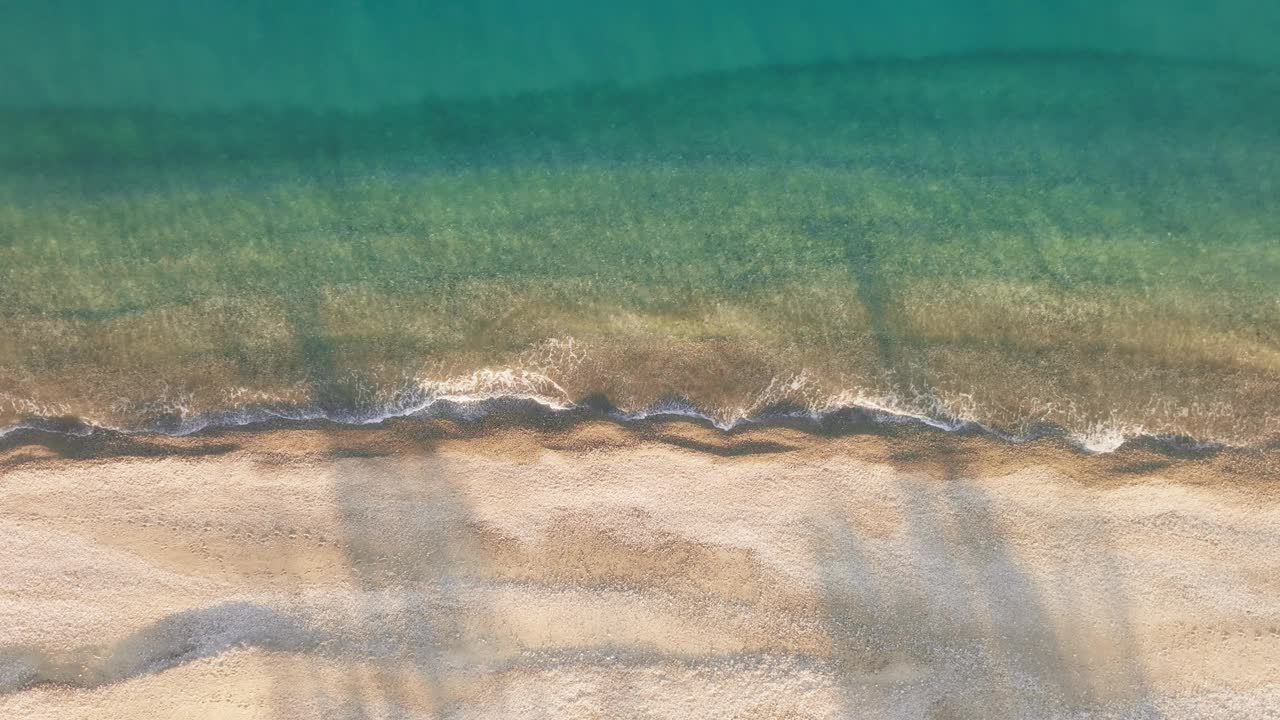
[1,2,1278,450]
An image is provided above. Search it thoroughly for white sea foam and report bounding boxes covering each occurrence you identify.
[0,365,1236,455]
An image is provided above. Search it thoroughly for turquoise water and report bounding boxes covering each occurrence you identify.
[1,3,1278,448]
[5,1,1280,108]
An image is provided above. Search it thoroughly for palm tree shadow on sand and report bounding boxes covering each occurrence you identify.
[0,429,488,718]
[811,442,1164,719]
[261,431,495,719]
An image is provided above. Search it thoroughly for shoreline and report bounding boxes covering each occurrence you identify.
[2,391,1269,464]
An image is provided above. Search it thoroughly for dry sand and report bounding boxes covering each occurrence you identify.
[1,418,1277,719]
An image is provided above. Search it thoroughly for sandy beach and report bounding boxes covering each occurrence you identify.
[1,418,1276,719]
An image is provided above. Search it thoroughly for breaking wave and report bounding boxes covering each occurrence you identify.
[0,368,1229,457]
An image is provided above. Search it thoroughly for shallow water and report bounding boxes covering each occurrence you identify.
[1,6,1278,449]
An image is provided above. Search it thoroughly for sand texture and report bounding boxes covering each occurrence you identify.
[1,419,1278,719]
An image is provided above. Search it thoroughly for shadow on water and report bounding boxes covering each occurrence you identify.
[287,298,349,414]
[835,220,903,373]
[813,216,935,402]
[814,444,1163,718]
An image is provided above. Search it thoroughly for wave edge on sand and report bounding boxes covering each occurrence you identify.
[0,391,1242,458]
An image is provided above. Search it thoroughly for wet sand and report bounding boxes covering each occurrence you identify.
[1,419,1278,718]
